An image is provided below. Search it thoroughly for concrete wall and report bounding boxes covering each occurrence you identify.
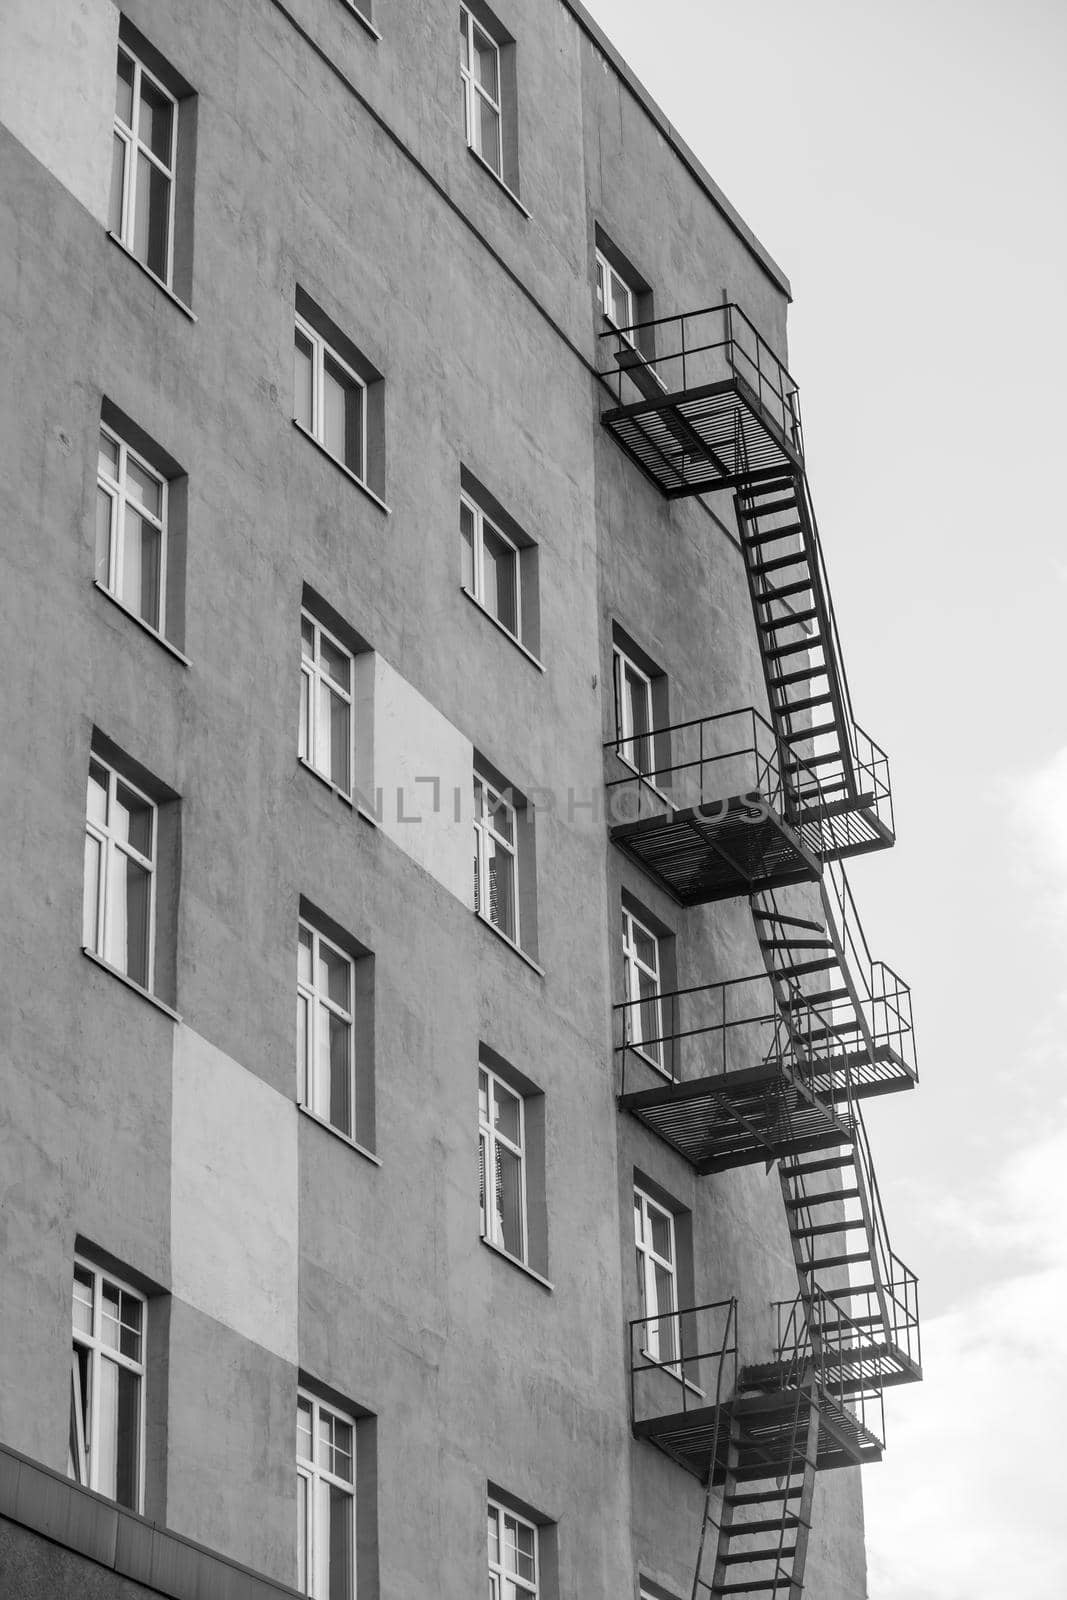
[0,1,867,1597]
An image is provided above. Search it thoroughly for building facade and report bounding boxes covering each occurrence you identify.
[0,3,920,1598]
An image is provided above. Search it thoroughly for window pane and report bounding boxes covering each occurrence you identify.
[327,1010,352,1134]
[330,1417,354,1482]
[637,968,662,1065]
[494,1142,524,1258]
[323,358,361,475]
[488,1505,500,1565]
[126,458,162,519]
[611,276,633,330]
[96,487,115,588]
[299,667,311,764]
[649,1206,673,1262]
[320,636,351,694]
[460,501,476,590]
[69,1346,90,1484]
[487,791,513,845]
[487,837,515,939]
[134,151,171,278]
[459,9,470,70]
[327,1481,353,1600]
[478,97,501,173]
[653,1264,677,1357]
[297,1396,313,1460]
[297,990,310,1102]
[472,26,499,99]
[83,833,102,951]
[116,783,153,858]
[297,1473,309,1591]
[319,943,351,1010]
[298,925,313,985]
[482,525,518,635]
[73,1267,95,1333]
[294,330,314,430]
[632,921,658,972]
[492,1080,521,1146]
[98,431,119,479]
[115,51,135,125]
[110,132,128,234]
[138,76,174,165]
[87,764,109,825]
[121,506,162,628]
[108,850,150,985]
[301,615,316,660]
[595,259,605,312]
[327,685,351,791]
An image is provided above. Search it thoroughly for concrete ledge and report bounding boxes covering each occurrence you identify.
[0,1441,303,1600]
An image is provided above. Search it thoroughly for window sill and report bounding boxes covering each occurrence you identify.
[292,420,391,514]
[337,0,381,40]
[81,948,181,1022]
[106,232,196,322]
[461,587,544,672]
[93,582,190,665]
[466,146,530,219]
[476,911,545,977]
[298,1104,381,1166]
[298,755,355,809]
[481,1235,552,1291]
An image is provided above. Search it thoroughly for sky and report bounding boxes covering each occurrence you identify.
[580,2,1067,1595]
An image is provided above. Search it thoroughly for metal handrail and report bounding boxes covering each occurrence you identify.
[630,1298,738,1427]
[772,1287,886,1449]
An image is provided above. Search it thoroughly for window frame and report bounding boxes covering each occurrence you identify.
[622,908,665,1072]
[613,643,656,778]
[84,756,158,992]
[69,1257,147,1513]
[111,43,179,288]
[487,1496,539,1600]
[96,421,169,636]
[460,490,523,645]
[294,311,368,485]
[460,5,504,178]
[479,1063,529,1265]
[299,609,355,798]
[633,1186,679,1368]
[297,919,357,1142]
[297,1389,356,1600]
[473,771,520,948]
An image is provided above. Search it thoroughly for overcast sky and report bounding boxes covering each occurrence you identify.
[580,3,1067,1595]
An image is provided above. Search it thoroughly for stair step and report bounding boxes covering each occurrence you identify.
[783,722,840,745]
[721,1545,797,1566]
[771,957,839,977]
[751,910,823,931]
[785,1188,861,1209]
[785,750,843,770]
[767,637,816,660]
[712,1580,792,1594]
[803,1250,871,1269]
[771,665,827,690]
[793,1217,866,1238]
[760,938,832,951]
[723,1517,802,1539]
[782,987,848,1006]
[745,521,804,549]
[776,692,833,714]
[741,496,800,520]
[761,578,813,603]
[726,1486,803,1507]
[758,550,809,575]
[760,608,818,633]
[784,1154,850,1176]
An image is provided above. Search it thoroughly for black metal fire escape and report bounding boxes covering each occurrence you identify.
[599,302,921,1597]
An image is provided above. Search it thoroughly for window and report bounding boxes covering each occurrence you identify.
[298,921,356,1140]
[595,249,636,334]
[300,611,354,795]
[461,492,519,638]
[297,1391,355,1600]
[479,1063,527,1262]
[613,644,655,777]
[460,6,503,176]
[294,314,366,481]
[83,756,156,990]
[634,1188,678,1366]
[488,1497,538,1600]
[69,1259,145,1511]
[474,772,518,944]
[622,908,664,1070]
[110,40,177,285]
[96,422,168,634]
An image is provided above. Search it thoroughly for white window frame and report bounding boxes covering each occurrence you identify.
[613,644,656,778]
[96,422,169,635]
[297,1390,356,1600]
[299,610,355,797]
[297,920,356,1140]
[460,5,503,177]
[473,772,520,947]
[634,1187,679,1368]
[622,908,665,1071]
[487,1497,539,1600]
[69,1257,147,1512]
[84,756,157,991]
[294,313,368,481]
[595,248,637,335]
[460,491,522,644]
[479,1064,528,1263]
[112,43,178,287]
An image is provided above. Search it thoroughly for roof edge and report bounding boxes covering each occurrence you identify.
[562,0,792,301]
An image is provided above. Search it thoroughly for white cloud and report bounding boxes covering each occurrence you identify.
[1005,746,1067,915]
[863,1113,1067,1598]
